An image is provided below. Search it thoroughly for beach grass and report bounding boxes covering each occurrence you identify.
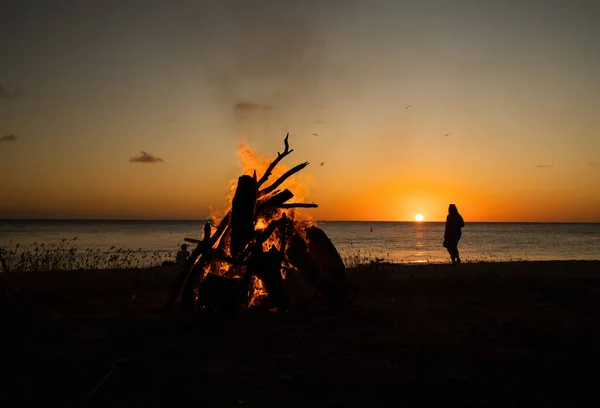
[1,239,174,273]
[1,237,538,276]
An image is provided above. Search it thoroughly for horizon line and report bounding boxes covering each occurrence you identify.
[1,218,599,224]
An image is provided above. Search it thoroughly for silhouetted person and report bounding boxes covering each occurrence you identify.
[443,204,464,264]
[176,244,190,265]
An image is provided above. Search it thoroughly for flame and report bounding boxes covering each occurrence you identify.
[202,141,319,309]
[248,276,267,307]
[238,142,313,218]
[211,142,315,226]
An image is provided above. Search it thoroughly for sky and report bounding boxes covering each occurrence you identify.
[1,0,599,222]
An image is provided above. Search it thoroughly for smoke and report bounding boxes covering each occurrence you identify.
[231,101,275,135]
[197,0,353,138]
[129,151,165,164]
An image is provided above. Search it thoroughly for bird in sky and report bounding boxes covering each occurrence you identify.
[312,133,319,136]
[320,162,325,166]
[405,105,411,109]
[444,132,451,137]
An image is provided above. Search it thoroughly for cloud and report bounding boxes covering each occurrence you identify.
[534,164,553,169]
[233,101,274,113]
[588,162,597,167]
[0,85,25,99]
[231,101,276,138]
[0,134,17,143]
[129,151,165,164]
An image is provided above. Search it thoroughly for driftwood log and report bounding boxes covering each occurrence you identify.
[230,174,258,259]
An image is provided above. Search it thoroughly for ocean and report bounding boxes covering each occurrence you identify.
[1,220,599,266]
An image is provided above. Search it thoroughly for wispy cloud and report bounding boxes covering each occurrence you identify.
[233,101,274,113]
[588,162,597,167]
[315,119,326,125]
[129,151,165,164]
[0,134,17,143]
[0,85,25,99]
[534,164,553,169]
[231,101,276,139]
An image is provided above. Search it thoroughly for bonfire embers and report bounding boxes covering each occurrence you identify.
[164,135,357,313]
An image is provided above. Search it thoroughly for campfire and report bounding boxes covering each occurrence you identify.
[164,134,357,313]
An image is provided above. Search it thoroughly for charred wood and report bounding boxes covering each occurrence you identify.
[163,222,213,311]
[273,203,318,209]
[230,175,258,259]
[254,246,290,312]
[256,189,294,212]
[165,216,230,312]
[196,274,249,314]
[286,230,319,284]
[257,133,293,187]
[256,218,280,246]
[259,161,309,196]
[210,212,231,249]
[180,217,235,310]
[306,226,347,286]
[284,229,323,308]
[277,212,288,251]
[183,238,202,245]
[180,223,216,309]
[282,225,352,311]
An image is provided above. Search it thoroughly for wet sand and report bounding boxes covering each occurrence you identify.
[2,260,600,407]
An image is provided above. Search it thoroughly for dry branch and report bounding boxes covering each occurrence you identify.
[180,223,217,308]
[183,238,202,245]
[164,218,227,311]
[260,161,309,196]
[274,203,318,209]
[257,133,293,187]
[257,189,294,209]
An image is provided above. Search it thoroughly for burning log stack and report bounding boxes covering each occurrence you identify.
[164,134,358,314]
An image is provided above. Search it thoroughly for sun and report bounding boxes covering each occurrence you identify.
[415,213,424,222]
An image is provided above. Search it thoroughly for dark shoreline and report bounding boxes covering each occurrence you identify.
[2,260,600,406]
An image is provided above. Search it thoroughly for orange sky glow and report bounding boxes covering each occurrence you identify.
[1,1,599,222]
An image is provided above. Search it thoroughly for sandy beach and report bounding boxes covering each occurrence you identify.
[2,260,600,407]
